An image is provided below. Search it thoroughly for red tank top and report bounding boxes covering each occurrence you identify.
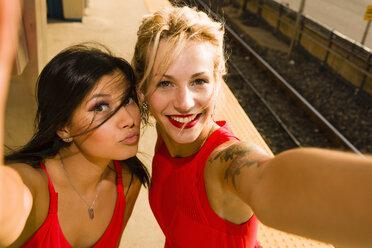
[21,160,126,248]
[150,121,261,248]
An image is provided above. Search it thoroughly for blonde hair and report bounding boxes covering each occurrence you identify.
[132,6,226,97]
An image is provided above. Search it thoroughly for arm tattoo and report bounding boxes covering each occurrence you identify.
[209,143,268,189]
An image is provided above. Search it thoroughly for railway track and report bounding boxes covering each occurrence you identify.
[180,0,364,155]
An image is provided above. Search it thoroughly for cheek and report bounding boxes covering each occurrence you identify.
[69,119,91,137]
[201,90,213,102]
[198,86,215,108]
[148,93,166,115]
[129,105,141,124]
[69,109,105,136]
[70,132,104,155]
[76,124,118,152]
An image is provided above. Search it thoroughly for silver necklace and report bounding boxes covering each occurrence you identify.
[58,153,104,220]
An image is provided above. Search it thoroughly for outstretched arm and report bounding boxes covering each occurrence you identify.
[216,142,372,248]
[0,0,33,246]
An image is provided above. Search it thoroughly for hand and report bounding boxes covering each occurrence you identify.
[0,0,22,164]
[0,0,22,105]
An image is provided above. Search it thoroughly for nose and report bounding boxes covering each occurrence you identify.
[174,86,195,112]
[116,105,136,129]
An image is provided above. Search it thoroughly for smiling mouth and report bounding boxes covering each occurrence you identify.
[166,114,201,129]
[168,114,200,123]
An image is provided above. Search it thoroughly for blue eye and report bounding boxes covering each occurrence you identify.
[90,102,109,112]
[157,81,171,88]
[193,78,208,85]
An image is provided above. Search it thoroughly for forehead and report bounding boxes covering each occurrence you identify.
[88,70,130,97]
[154,40,215,77]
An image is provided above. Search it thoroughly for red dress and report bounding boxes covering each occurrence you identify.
[21,160,126,248]
[150,121,261,248]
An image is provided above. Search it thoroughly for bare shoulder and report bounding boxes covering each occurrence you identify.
[206,141,271,187]
[7,163,46,196]
[203,141,272,222]
[208,140,270,167]
[0,163,46,246]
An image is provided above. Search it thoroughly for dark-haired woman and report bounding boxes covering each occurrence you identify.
[0,41,149,247]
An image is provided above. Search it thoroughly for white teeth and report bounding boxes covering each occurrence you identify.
[170,115,197,123]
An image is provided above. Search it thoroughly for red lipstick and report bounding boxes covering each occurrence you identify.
[167,114,201,129]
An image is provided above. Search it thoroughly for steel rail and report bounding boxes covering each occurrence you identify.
[228,60,302,148]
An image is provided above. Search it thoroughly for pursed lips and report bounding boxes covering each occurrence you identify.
[119,132,139,144]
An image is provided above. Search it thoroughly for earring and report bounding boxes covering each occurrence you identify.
[140,102,149,123]
[141,102,148,112]
[64,137,72,142]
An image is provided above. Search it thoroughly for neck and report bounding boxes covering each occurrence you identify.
[158,122,219,158]
[56,148,112,190]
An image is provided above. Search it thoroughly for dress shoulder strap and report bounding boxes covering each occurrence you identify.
[39,162,58,213]
[113,160,124,192]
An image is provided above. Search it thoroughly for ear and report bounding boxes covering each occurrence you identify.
[137,88,146,103]
[214,70,223,83]
[56,126,71,141]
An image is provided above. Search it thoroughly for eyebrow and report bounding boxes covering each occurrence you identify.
[88,93,111,101]
[162,71,207,79]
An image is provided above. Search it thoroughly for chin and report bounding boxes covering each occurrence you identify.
[118,147,139,160]
[168,130,201,145]
[158,117,209,144]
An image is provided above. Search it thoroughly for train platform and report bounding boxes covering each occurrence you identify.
[5,0,336,247]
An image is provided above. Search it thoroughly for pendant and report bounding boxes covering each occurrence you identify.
[88,206,94,219]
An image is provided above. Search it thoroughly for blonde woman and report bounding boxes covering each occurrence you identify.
[132,5,372,248]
